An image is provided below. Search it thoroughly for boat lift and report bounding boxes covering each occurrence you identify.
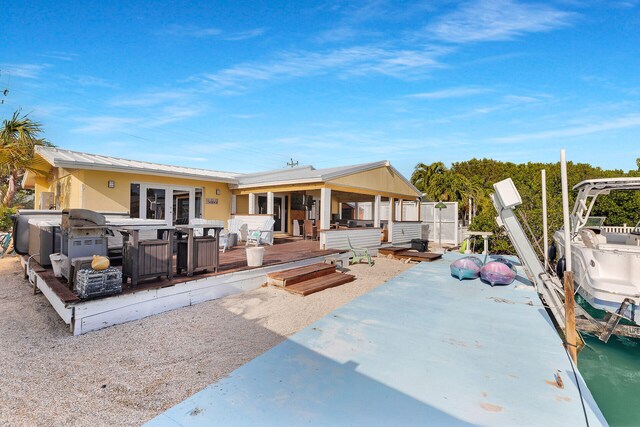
[492,178,640,342]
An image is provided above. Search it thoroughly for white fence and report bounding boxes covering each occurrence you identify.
[320,228,381,251]
[390,221,422,244]
[420,202,459,245]
[601,225,635,234]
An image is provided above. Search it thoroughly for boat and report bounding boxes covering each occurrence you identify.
[553,178,640,323]
[480,259,517,286]
[450,256,483,280]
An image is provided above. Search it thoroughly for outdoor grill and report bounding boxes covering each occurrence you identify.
[60,209,108,288]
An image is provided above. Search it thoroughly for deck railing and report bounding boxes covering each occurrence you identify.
[319,228,381,251]
[390,221,422,244]
[601,225,634,234]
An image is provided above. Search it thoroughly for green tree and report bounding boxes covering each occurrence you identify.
[417,157,640,255]
[0,110,51,207]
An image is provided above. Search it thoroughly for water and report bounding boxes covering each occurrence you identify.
[576,296,640,426]
[579,334,640,426]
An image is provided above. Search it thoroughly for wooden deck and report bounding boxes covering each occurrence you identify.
[32,239,342,305]
[379,246,442,262]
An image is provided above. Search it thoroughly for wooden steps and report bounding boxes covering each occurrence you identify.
[266,262,355,296]
[284,272,355,296]
[266,263,336,287]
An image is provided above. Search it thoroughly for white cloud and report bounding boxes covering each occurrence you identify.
[73,116,141,133]
[407,87,491,99]
[110,91,191,107]
[75,75,117,88]
[160,24,222,37]
[159,24,265,40]
[224,28,266,41]
[38,52,78,61]
[1,63,49,79]
[427,0,575,43]
[196,44,449,91]
[492,113,640,143]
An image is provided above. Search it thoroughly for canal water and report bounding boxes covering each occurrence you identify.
[576,296,640,426]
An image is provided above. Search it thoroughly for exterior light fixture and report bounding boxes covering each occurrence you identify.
[435,201,447,251]
[108,180,115,188]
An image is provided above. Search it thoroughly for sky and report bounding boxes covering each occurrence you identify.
[2,0,639,177]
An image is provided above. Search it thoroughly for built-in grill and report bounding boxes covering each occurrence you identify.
[60,209,108,288]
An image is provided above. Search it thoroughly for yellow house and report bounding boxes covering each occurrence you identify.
[23,147,239,223]
[24,147,422,245]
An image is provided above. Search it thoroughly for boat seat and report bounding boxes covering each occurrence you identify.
[580,228,600,249]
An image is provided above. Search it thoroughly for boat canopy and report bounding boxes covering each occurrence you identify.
[571,178,640,232]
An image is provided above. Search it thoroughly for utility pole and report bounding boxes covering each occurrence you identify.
[287,158,298,168]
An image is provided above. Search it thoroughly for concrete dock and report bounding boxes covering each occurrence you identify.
[146,253,607,426]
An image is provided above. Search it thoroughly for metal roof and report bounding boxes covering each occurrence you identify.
[235,160,421,196]
[32,147,420,196]
[35,147,240,183]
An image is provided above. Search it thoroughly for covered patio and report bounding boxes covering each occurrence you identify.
[230,161,424,250]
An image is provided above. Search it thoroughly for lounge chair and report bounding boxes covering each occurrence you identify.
[348,237,372,266]
[228,218,248,242]
[246,218,276,246]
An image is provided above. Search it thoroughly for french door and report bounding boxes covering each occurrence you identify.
[139,184,196,226]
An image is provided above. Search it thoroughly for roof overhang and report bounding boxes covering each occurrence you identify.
[49,160,238,184]
[232,161,421,197]
[22,170,36,189]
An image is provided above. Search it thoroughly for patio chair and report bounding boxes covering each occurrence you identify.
[246,218,276,246]
[303,220,318,240]
[228,218,248,242]
[347,237,372,266]
[1,232,13,258]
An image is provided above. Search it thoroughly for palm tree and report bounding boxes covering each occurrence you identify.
[411,161,479,202]
[411,162,448,201]
[0,110,52,207]
[411,161,483,223]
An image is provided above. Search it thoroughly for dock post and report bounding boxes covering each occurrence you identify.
[564,271,578,363]
[560,150,577,363]
[541,169,549,271]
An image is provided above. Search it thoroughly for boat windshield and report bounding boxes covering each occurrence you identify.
[584,216,606,229]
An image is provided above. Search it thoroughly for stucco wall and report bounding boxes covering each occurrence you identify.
[34,168,233,220]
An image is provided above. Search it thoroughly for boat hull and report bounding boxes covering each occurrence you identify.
[554,231,640,323]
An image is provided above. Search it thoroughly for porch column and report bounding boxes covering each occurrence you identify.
[267,192,274,215]
[399,199,404,221]
[355,202,359,220]
[417,199,421,222]
[374,195,381,228]
[248,193,256,214]
[320,188,331,230]
[339,203,343,219]
[231,194,237,215]
[388,196,394,243]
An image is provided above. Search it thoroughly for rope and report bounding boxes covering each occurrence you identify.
[563,343,590,426]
